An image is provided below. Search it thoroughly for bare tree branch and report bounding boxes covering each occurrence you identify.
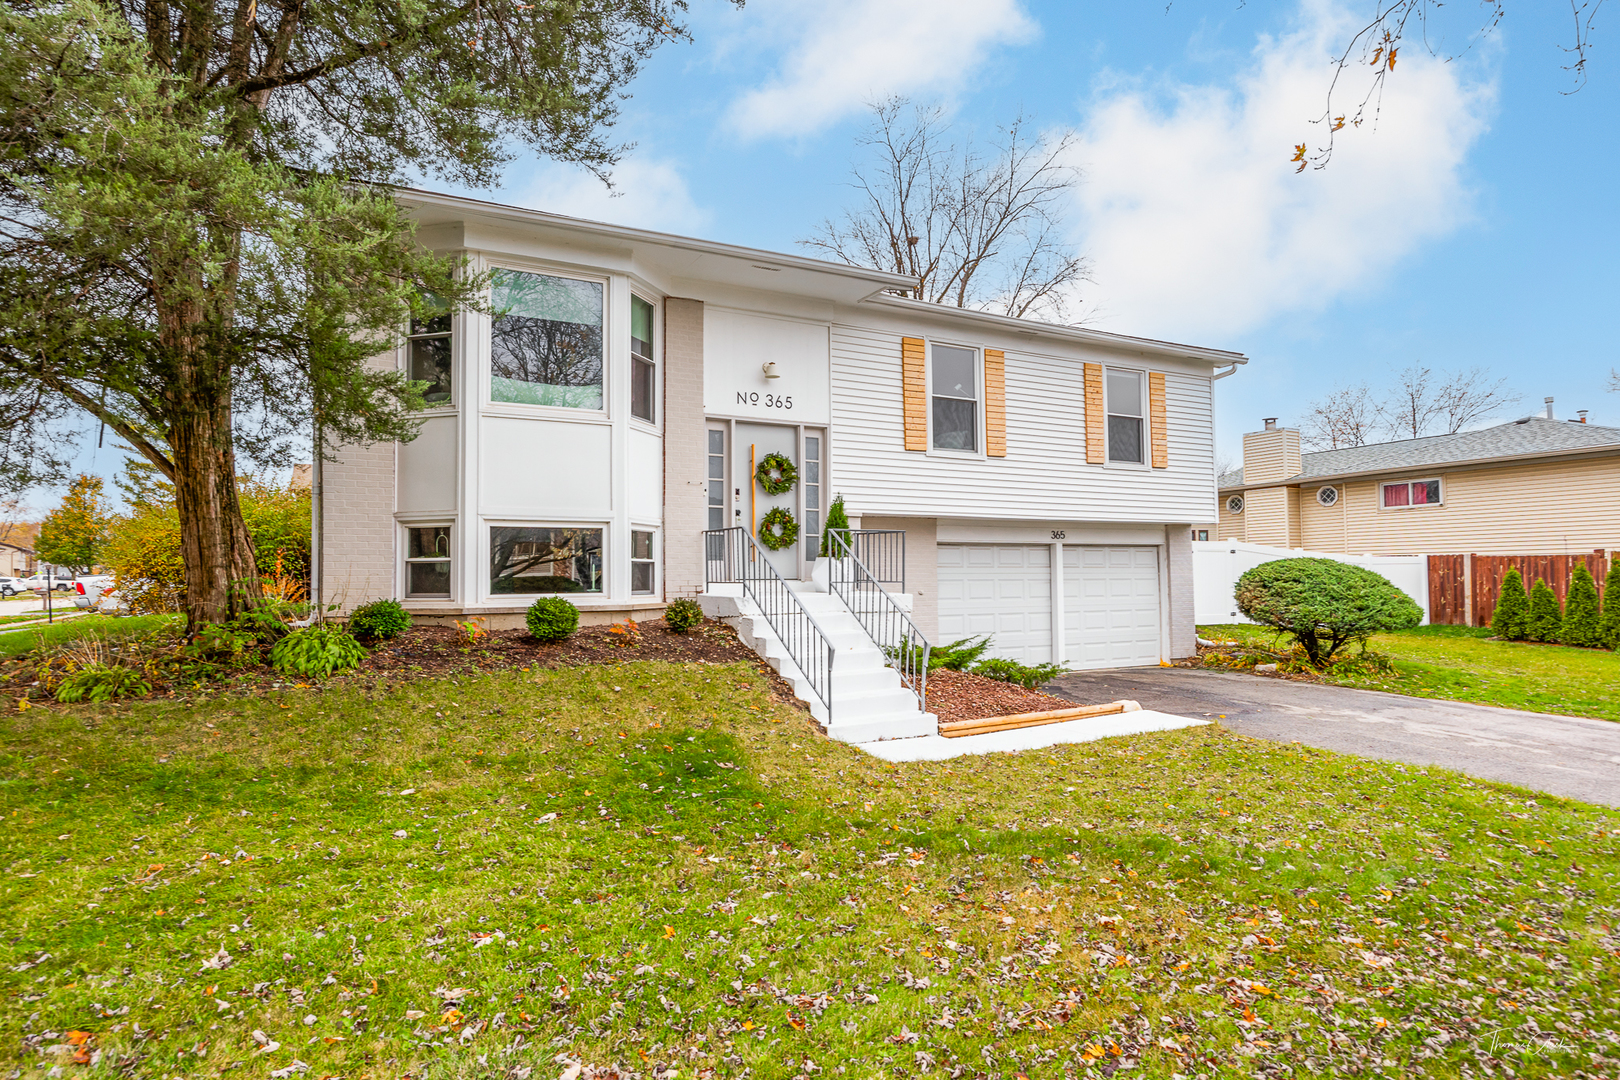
[800,98,1089,323]
[1432,366,1521,434]
[1301,382,1383,450]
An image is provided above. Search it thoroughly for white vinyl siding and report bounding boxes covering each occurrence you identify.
[1063,546,1161,669]
[937,544,1053,665]
[830,321,1218,523]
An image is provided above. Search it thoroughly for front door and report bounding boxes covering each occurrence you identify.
[735,422,801,579]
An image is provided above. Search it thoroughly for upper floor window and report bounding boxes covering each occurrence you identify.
[1383,478,1441,508]
[931,343,978,451]
[1106,368,1145,464]
[631,295,655,423]
[490,269,603,410]
[408,294,453,406]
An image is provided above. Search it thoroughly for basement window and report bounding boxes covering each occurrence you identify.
[1382,478,1441,509]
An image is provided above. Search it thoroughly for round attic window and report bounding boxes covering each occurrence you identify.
[1317,486,1339,507]
[1226,495,1245,515]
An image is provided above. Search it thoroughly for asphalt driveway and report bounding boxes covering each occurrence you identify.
[1047,667,1620,808]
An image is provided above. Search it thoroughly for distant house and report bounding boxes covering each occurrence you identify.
[1209,404,1620,556]
[0,522,39,576]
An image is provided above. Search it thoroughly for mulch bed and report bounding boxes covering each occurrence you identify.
[926,668,1080,726]
[4,617,810,714]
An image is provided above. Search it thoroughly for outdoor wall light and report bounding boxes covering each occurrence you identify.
[761,361,780,379]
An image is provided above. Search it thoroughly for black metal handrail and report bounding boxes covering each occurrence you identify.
[703,527,836,717]
[844,529,906,590]
[825,530,930,714]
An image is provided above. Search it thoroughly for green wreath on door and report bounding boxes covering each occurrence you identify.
[758,507,800,550]
[755,452,798,495]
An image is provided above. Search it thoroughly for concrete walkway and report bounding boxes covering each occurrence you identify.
[1048,667,1620,808]
[860,710,1208,762]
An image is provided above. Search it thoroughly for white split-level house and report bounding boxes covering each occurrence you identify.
[323,189,1246,742]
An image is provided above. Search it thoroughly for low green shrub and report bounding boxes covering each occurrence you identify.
[269,625,366,679]
[348,598,413,641]
[1490,568,1530,641]
[55,664,151,703]
[664,597,704,633]
[526,597,580,642]
[1527,578,1562,643]
[929,635,992,672]
[1235,557,1422,666]
[1561,565,1603,648]
[970,657,1066,689]
[181,623,258,667]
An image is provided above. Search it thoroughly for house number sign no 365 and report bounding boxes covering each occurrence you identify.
[736,391,793,410]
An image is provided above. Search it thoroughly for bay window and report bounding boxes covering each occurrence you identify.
[407,294,453,406]
[405,525,452,598]
[631,295,655,422]
[490,526,604,594]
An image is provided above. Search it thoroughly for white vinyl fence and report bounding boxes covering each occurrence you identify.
[1192,541,1429,626]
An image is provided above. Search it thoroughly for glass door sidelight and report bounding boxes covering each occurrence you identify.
[706,425,729,532]
[801,429,824,574]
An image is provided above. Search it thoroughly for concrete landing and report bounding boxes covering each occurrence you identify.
[858,709,1209,762]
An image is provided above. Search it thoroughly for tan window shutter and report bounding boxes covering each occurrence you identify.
[983,348,1006,457]
[1083,363,1104,464]
[902,336,926,451]
[1149,371,1168,468]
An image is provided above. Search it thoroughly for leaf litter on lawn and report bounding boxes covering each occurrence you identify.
[2,660,1617,1079]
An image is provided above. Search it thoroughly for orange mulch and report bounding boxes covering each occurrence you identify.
[925,668,1079,726]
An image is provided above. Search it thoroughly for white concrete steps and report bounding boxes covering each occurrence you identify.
[698,582,936,743]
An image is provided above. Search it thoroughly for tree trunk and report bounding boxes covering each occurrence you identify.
[155,241,263,631]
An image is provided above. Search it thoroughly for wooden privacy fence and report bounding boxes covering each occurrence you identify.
[1427,551,1612,626]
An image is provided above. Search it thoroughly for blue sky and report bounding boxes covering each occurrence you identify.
[57,0,1620,496]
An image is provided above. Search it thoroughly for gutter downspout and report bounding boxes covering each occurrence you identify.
[1213,363,1241,381]
[311,423,323,626]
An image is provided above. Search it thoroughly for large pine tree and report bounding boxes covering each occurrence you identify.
[0,0,696,628]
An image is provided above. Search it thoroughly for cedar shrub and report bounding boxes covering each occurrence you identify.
[1490,568,1530,641]
[1600,560,1620,651]
[1527,578,1563,643]
[1560,564,1604,648]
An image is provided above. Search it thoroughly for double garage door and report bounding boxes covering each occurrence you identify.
[937,544,1161,669]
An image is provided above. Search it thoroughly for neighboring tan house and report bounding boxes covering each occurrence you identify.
[323,189,1246,740]
[1210,407,1620,556]
[0,522,39,576]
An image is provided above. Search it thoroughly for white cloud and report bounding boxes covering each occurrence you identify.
[1066,0,1495,344]
[726,0,1038,139]
[503,155,712,234]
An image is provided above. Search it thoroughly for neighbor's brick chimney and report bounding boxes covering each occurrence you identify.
[1238,418,1303,548]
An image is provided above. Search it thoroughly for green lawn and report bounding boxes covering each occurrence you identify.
[2,662,1616,1078]
[0,613,179,660]
[1201,623,1620,721]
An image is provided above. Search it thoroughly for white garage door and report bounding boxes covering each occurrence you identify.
[1064,546,1162,669]
[937,544,1053,665]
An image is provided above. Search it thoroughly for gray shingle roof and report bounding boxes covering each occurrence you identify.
[1219,416,1620,489]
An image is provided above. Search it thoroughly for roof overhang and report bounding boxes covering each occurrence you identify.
[862,294,1248,366]
[1218,441,1620,493]
[395,187,920,306]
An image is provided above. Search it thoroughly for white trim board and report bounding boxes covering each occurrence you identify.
[858,711,1209,761]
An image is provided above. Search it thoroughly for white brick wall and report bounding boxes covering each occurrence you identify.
[663,298,707,597]
[1166,524,1196,658]
[323,440,396,613]
[858,515,939,640]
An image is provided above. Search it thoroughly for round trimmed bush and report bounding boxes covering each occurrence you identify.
[664,597,704,633]
[1234,557,1423,667]
[270,625,367,679]
[348,598,413,641]
[526,596,580,642]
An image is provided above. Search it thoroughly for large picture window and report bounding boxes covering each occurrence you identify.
[407,294,453,406]
[631,295,655,422]
[490,270,604,409]
[931,343,978,451]
[405,525,452,598]
[1106,368,1145,464]
[490,526,603,594]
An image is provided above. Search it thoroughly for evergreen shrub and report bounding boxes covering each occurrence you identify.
[1600,560,1620,651]
[1489,568,1529,641]
[664,597,704,633]
[526,597,580,641]
[1234,557,1422,666]
[1527,579,1563,643]
[1560,565,1603,647]
[348,598,413,641]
